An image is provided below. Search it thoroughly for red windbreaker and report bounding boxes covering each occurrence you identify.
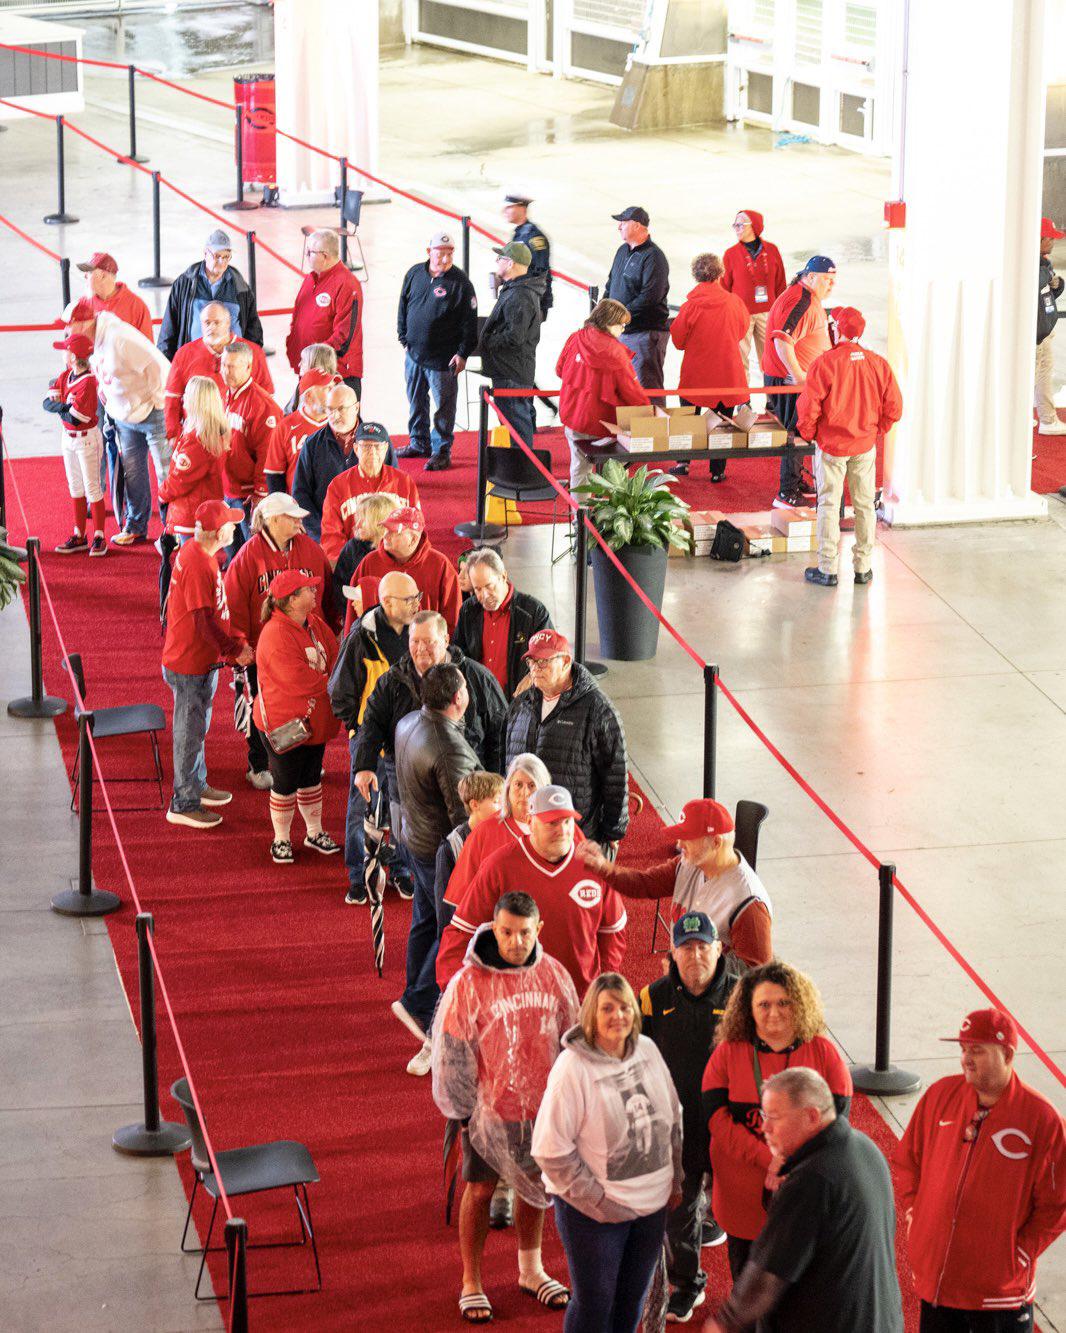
[895,1072,1066,1311]
[354,533,461,633]
[556,326,650,437]
[90,282,153,340]
[164,336,273,438]
[252,609,339,745]
[223,530,335,648]
[319,465,422,564]
[223,377,281,499]
[285,262,363,378]
[263,408,325,494]
[720,216,786,314]
[158,431,225,535]
[670,282,751,408]
[796,340,903,457]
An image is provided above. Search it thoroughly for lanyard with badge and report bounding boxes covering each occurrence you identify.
[741,243,769,305]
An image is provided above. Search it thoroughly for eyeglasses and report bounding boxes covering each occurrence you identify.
[527,655,565,671]
[307,248,330,257]
[385,592,423,607]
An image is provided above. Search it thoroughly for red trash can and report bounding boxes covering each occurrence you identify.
[233,73,276,188]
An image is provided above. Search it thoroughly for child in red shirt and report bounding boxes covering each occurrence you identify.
[44,333,106,556]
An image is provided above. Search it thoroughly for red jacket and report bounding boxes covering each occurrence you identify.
[224,530,335,649]
[354,533,461,633]
[556,326,650,438]
[895,1072,1066,1311]
[285,262,363,378]
[90,282,153,340]
[721,235,786,314]
[164,337,273,438]
[223,377,281,498]
[157,431,225,535]
[796,340,903,457]
[253,609,340,746]
[263,408,324,494]
[670,282,751,408]
[320,465,422,564]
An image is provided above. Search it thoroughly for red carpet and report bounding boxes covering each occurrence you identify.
[7,454,921,1331]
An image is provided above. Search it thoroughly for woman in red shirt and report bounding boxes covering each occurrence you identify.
[721,210,786,375]
[253,569,341,864]
[701,960,852,1278]
[556,298,651,491]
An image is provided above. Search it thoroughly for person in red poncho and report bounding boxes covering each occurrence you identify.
[253,569,341,865]
[721,211,786,376]
[556,298,651,491]
[353,506,462,633]
[669,253,751,481]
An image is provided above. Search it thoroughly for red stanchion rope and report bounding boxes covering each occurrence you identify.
[0,212,62,263]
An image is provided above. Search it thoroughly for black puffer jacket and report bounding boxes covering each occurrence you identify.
[504,661,628,843]
[479,272,547,383]
[452,587,551,699]
[353,646,506,788]
[394,707,479,860]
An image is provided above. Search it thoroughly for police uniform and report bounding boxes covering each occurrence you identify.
[507,196,553,318]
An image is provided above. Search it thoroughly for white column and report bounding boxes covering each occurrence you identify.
[883,0,1048,525]
[273,0,380,208]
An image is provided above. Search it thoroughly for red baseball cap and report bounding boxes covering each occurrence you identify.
[299,368,333,393]
[662,798,735,842]
[523,628,572,661]
[941,1008,1019,1051]
[1041,217,1065,240]
[269,569,322,599]
[381,506,425,534]
[76,251,118,274]
[52,333,94,358]
[65,298,95,323]
[834,306,866,339]
[195,500,246,530]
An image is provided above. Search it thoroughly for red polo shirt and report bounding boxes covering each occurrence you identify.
[480,585,513,692]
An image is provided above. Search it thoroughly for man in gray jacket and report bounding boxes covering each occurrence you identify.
[480,242,546,450]
[392,662,479,1046]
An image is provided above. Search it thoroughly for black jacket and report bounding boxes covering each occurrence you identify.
[157,260,263,361]
[504,661,628,843]
[331,537,374,611]
[452,587,551,699]
[640,956,744,1174]
[394,706,479,860]
[604,239,670,333]
[397,262,479,369]
[479,273,547,383]
[327,605,410,733]
[1038,255,1063,345]
[353,646,506,788]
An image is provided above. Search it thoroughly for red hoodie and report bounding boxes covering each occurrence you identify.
[354,533,461,633]
[720,211,787,314]
[157,430,225,535]
[285,262,363,379]
[796,341,903,457]
[670,282,751,408]
[556,326,650,438]
[252,609,340,746]
[90,282,153,340]
[224,530,335,648]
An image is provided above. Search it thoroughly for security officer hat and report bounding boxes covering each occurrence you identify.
[504,192,534,205]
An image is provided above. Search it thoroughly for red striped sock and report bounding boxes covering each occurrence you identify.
[269,792,296,842]
[297,784,323,836]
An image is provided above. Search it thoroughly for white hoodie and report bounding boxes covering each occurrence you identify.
[91,310,170,425]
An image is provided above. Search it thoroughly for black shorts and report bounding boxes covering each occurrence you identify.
[461,1121,536,1186]
[266,742,326,796]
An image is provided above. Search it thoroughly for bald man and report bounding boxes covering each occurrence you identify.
[163,301,272,439]
[329,569,422,903]
[293,381,392,542]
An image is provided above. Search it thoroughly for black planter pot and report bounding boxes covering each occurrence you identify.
[591,543,669,661]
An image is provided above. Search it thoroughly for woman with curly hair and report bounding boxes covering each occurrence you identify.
[701,960,852,1277]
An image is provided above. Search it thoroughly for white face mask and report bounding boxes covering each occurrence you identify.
[607,323,625,338]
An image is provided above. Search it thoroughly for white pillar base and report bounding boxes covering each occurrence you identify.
[884,492,1048,528]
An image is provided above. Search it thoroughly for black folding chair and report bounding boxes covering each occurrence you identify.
[339,187,367,278]
[485,444,570,560]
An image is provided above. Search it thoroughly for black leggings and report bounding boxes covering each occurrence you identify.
[266,743,325,797]
[919,1303,1033,1333]
[726,1233,753,1280]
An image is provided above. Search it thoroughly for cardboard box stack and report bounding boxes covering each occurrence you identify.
[732,403,789,449]
[688,509,724,557]
[607,405,709,453]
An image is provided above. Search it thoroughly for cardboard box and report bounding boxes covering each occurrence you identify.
[704,410,747,449]
[770,507,817,538]
[742,411,789,449]
[606,405,707,453]
[688,509,724,541]
[742,521,817,555]
[668,514,694,557]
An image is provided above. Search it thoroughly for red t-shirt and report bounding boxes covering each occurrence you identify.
[761,283,831,379]
[90,282,152,340]
[480,586,513,692]
[55,369,99,435]
[162,540,232,675]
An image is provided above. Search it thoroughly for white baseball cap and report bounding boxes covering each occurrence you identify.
[429,231,455,249]
[254,493,309,521]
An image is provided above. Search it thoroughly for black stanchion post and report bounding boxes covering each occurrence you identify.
[138,172,172,289]
[573,510,607,677]
[453,389,505,543]
[44,116,79,225]
[60,256,71,308]
[114,914,191,1154]
[7,539,67,718]
[225,1218,250,1330]
[588,284,599,313]
[461,215,470,274]
[850,864,922,1096]
[338,156,350,267]
[224,105,258,212]
[702,663,719,799]
[246,231,258,300]
[127,65,148,164]
[51,711,121,916]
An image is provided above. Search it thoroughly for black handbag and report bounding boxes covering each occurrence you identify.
[710,519,745,562]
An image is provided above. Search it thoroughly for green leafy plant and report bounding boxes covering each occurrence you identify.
[572,459,693,553]
[0,526,27,611]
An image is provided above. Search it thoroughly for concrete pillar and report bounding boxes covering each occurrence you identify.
[883,0,1048,525]
[273,0,379,207]
[610,0,727,132]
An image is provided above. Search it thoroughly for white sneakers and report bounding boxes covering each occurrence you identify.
[406,1039,433,1077]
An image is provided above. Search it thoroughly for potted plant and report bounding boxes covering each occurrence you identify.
[572,460,692,661]
[0,526,27,612]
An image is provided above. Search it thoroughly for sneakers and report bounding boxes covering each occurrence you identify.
[55,533,89,554]
[110,528,145,547]
[345,883,369,905]
[773,488,809,509]
[392,874,415,901]
[271,839,294,864]
[390,999,426,1041]
[668,462,690,477]
[1037,418,1066,435]
[166,807,222,830]
[406,1038,433,1077]
[701,1220,726,1247]
[89,534,107,557]
[304,831,341,855]
[200,785,232,807]
[854,569,874,585]
[245,768,273,790]
[397,443,431,460]
[804,567,838,587]
[666,1289,706,1323]
[424,453,451,472]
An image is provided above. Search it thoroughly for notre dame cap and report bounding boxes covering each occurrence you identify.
[672,911,719,947]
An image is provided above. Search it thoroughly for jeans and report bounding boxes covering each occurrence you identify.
[665,1168,707,1298]
[97,402,121,510]
[492,378,535,450]
[162,665,219,812]
[223,496,251,560]
[115,409,171,536]
[244,663,270,775]
[764,374,803,492]
[399,851,440,1030]
[919,1303,1033,1333]
[620,329,669,391]
[553,1197,668,1333]
[404,353,458,456]
[344,735,370,888]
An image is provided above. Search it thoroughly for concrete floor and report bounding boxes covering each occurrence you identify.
[0,18,1064,1330]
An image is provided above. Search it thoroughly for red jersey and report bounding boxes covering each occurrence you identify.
[319,465,422,564]
[702,1035,853,1240]
[355,534,461,634]
[437,839,627,996]
[164,336,273,438]
[90,282,152,340]
[895,1072,1066,1311]
[263,408,325,494]
[446,814,528,907]
[720,238,786,314]
[157,430,225,535]
[162,540,233,675]
[252,610,340,746]
[761,282,831,379]
[670,282,751,408]
[55,369,98,436]
[556,326,650,438]
[223,530,335,649]
[285,262,363,379]
[223,377,281,499]
[796,341,903,457]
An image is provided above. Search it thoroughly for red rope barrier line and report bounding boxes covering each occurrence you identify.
[0,212,62,263]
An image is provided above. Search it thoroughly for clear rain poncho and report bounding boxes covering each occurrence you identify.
[432,924,580,1207]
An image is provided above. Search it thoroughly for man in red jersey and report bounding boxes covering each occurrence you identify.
[219,341,282,554]
[894,1009,1066,1333]
[264,368,331,495]
[164,303,272,439]
[286,228,363,395]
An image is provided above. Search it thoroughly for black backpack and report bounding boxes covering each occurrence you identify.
[710,519,745,563]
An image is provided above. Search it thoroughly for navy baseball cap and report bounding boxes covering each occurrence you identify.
[612,206,650,226]
[672,911,719,947]
[802,255,837,274]
[355,420,390,445]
